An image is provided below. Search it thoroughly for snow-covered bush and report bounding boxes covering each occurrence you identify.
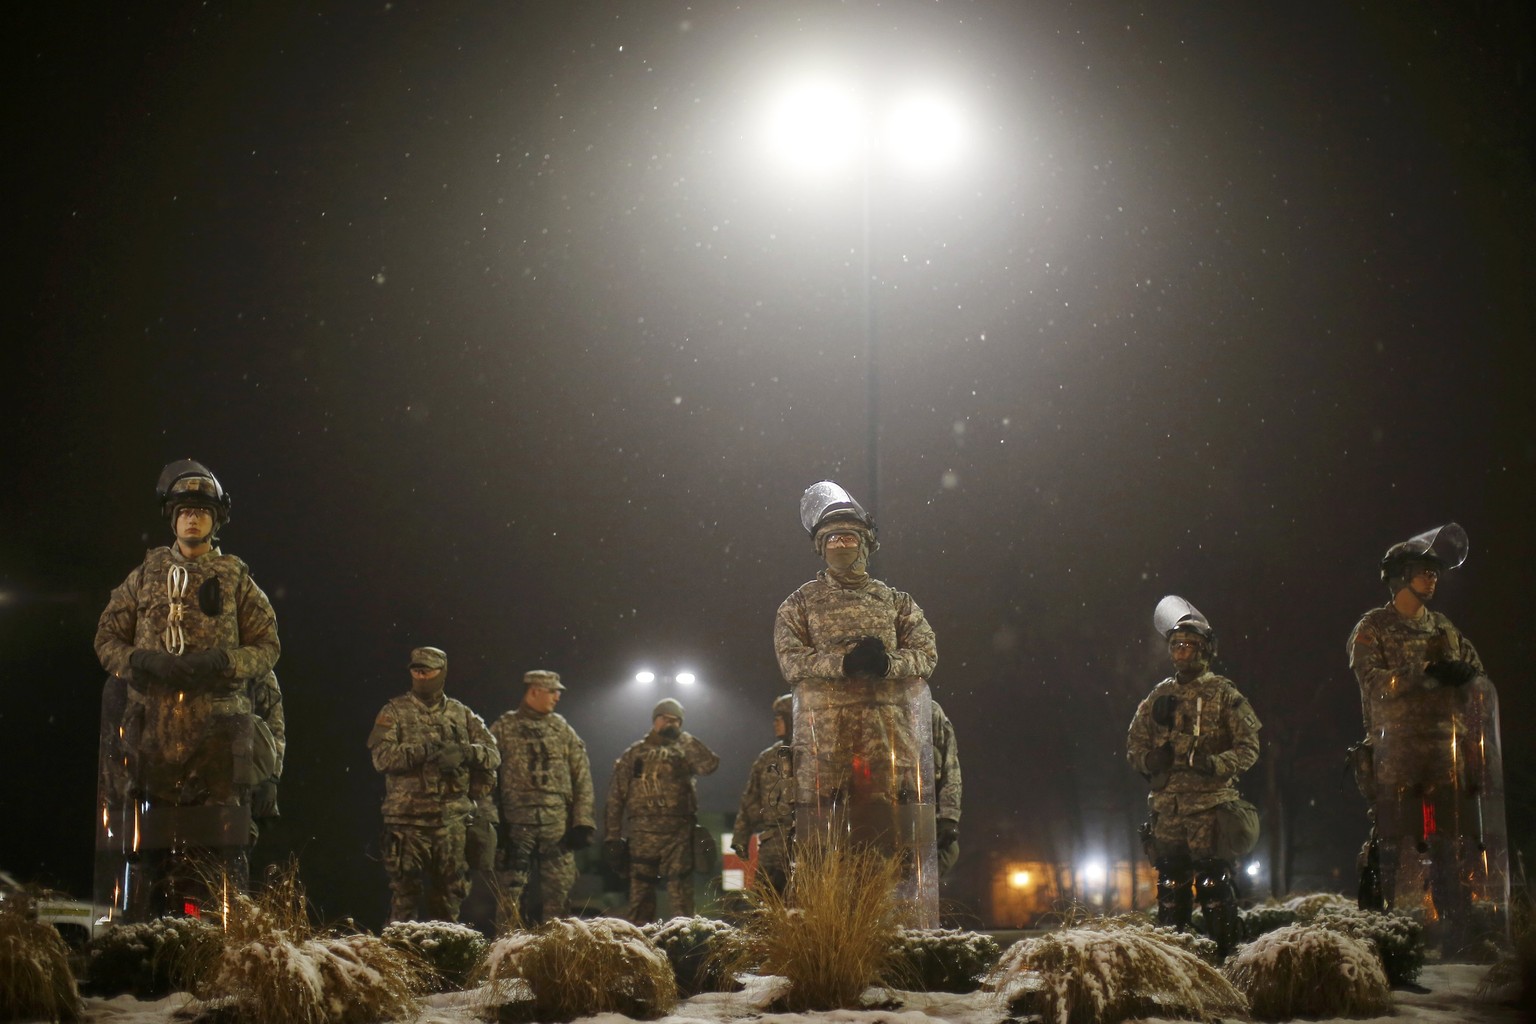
[1312,906,1424,985]
[85,915,221,997]
[891,928,1001,993]
[0,897,82,1023]
[1223,923,1392,1021]
[381,919,487,992]
[483,916,676,1021]
[1284,891,1355,920]
[720,836,907,1010]
[1077,914,1221,966]
[989,927,1246,1024]
[641,916,742,994]
[186,859,423,1024]
[1238,902,1298,941]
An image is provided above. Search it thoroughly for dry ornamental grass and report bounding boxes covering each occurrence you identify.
[1223,922,1392,1021]
[0,904,82,1023]
[716,837,912,1011]
[482,916,677,1022]
[990,926,1247,1024]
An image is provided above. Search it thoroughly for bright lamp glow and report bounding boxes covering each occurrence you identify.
[762,75,863,177]
[1246,861,1261,878]
[635,670,656,684]
[1008,869,1031,889]
[883,90,965,173]
[676,672,697,685]
[1081,859,1107,886]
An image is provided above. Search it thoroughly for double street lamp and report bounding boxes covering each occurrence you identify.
[758,70,969,518]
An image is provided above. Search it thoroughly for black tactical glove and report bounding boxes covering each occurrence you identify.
[1143,743,1175,775]
[561,825,596,851]
[1191,753,1219,775]
[842,636,890,679]
[1425,659,1479,687]
[1151,695,1177,728]
[603,838,628,873]
[129,648,194,682]
[937,818,960,851]
[182,649,231,675]
[435,742,467,770]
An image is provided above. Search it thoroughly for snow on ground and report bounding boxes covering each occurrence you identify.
[71,963,1520,1024]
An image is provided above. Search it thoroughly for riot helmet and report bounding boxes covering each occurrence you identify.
[156,459,231,529]
[800,480,878,554]
[1153,595,1217,658]
[1380,523,1468,595]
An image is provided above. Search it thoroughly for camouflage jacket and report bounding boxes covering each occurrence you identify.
[95,545,280,693]
[368,693,500,826]
[734,740,794,842]
[1126,671,1261,817]
[1348,604,1485,737]
[489,706,595,829]
[932,700,962,823]
[774,572,937,684]
[605,731,719,834]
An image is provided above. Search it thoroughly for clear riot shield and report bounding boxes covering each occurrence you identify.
[1370,676,1509,953]
[94,675,255,923]
[793,677,938,927]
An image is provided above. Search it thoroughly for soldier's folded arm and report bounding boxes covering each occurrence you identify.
[367,711,438,773]
[682,734,720,775]
[889,594,937,679]
[93,568,148,678]
[467,714,501,770]
[773,596,846,681]
[569,739,596,828]
[1349,621,1431,701]
[228,573,281,680]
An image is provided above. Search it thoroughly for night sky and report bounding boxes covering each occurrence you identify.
[6,2,1532,927]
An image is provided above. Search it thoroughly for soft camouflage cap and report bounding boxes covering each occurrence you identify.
[652,698,685,722]
[409,647,447,670]
[523,669,565,691]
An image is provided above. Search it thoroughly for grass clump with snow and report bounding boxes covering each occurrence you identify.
[381,919,486,992]
[85,915,221,997]
[186,860,424,1024]
[0,888,82,1022]
[1312,905,1424,985]
[482,916,676,1022]
[988,925,1246,1024]
[1223,922,1392,1021]
[717,835,910,1011]
[891,928,1001,993]
[641,916,742,995]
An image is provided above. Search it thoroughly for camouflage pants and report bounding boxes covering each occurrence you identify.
[495,821,576,924]
[627,824,693,924]
[1143,800,1258,865]
[755,827,792,894]
[383,820,469,923]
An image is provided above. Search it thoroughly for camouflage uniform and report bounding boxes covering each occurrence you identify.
[368,684,499,922]
[733,740,794,891]
[773,571,937,686]
[95,545,280,811]
[489,705,595,921]
[1126,670,1261,861]
[932,700,962,875]
[605,730,719,923]
[1348,604,1489,917]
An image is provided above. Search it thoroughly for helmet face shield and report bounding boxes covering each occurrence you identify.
[156,459,230,525]
[800,480,871,535]
[1153,594,1213,641]
[1398,522,1468,571]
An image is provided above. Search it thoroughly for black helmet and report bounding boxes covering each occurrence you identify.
[156,459,231,527]
[1379,523,1467,593]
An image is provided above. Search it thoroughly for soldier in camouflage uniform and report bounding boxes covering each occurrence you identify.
[489,669,595,924]
[95,460,280,913]
[1347,523,1492,918]
[368,647,500,923]
[932,700,962,876]
[1127,597,1261,957]
[604,698,719,923]
[732,695,796,893]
